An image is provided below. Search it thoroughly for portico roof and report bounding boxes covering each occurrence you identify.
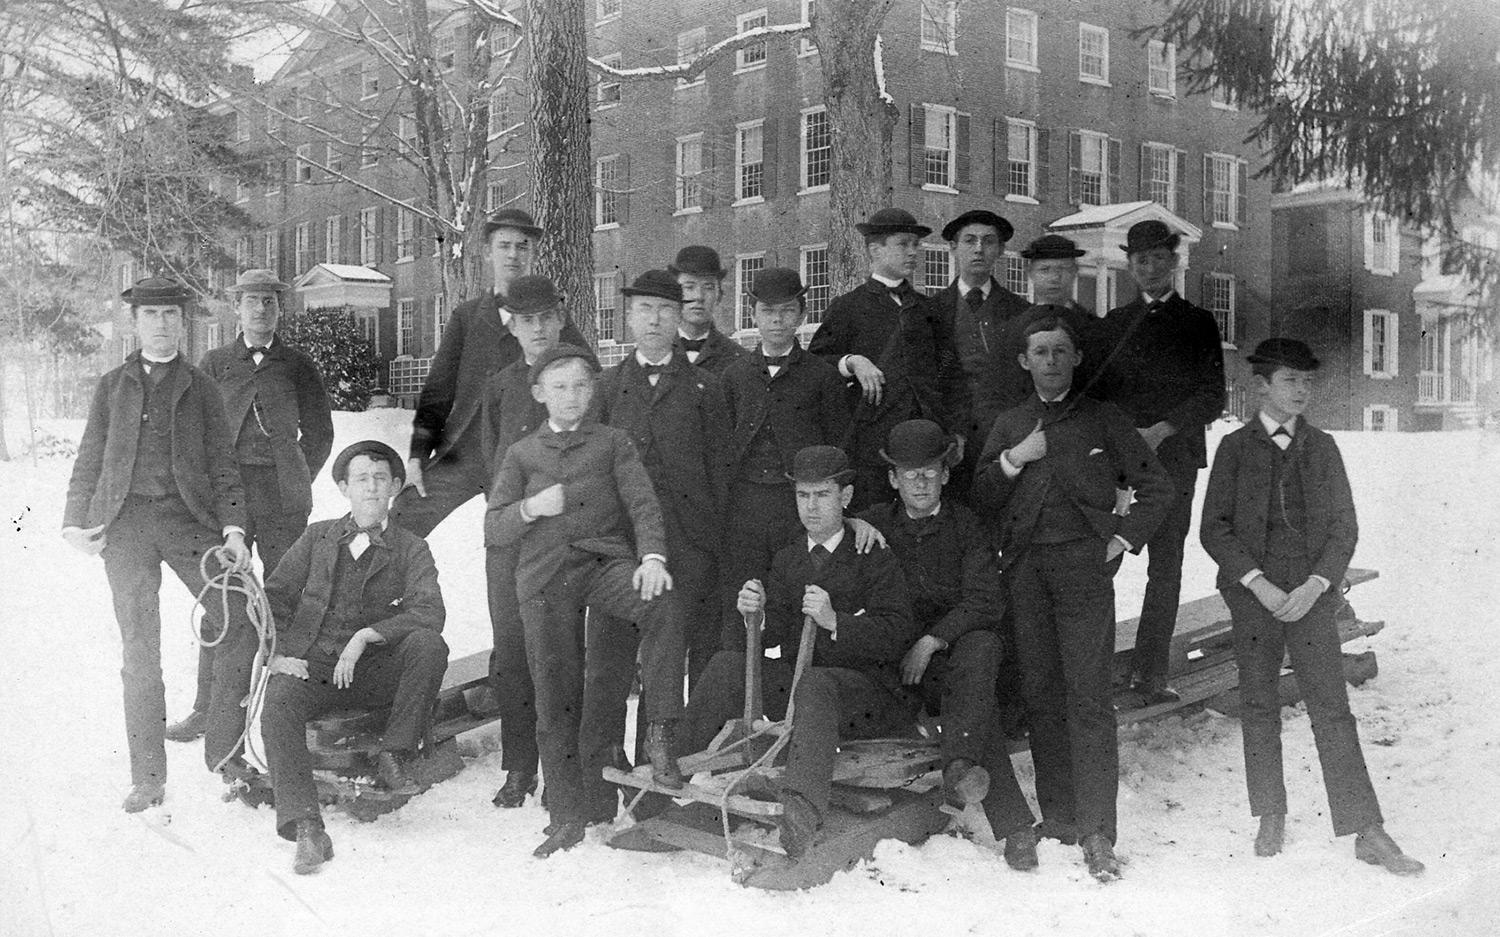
[1047,201,1203,268]
[293,263,393,310]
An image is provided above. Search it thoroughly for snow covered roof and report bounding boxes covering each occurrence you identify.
[299,263,392,285]
[1048,201,1203,242]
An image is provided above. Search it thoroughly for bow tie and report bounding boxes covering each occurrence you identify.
[762,353,789,368]
[640,362,667,376]
[680,337,707,352]
[244,345,269,359]
[1272,426,1291,438]
[340,520,384,546]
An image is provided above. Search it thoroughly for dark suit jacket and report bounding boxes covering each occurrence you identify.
[858,500,1002,646]
[64,353,247,533]
[1094,292,1225,475]
[1200,418,1358,592]
[598,354,732,555]
[674,328,746,376]
[487,421,667,601]
[763,523,918,693]
[410,291,587,464]
[198,336,334,514]
[923,278,1032,440]
[479,359,546,484]
[974,393,1173,569]
[809,279,971,438]
[266,516,445,659]
[721,345,851,474]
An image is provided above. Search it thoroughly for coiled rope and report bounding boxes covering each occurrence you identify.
[191,546,277,773]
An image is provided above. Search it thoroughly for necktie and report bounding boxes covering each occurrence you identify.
[680,337,707,353]
[763,354,790,368]
[965,287,984,310]
[1272,426,1291,450]
[809,544,831,572]
[247,345,269,358]
[641,363,665,377]
[891,282,915,305]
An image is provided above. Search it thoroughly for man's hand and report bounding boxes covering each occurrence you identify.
[802,585,837,633]
[632,556,673,600]
[737,579,766,627]
[1006,420,1047,466]
[1105,537,1126,563]
[524,483,565,519]
[1247,575,1290,614]
[62,525,107,556]
[333,628,383,689]
[1275,578,1325,623]
[1138,421,1175,452]
[901,635,945,685]
[848,518,887,554]
[953,435,966,463]
[405,458,427,497]
[848,355,885,406]
[221,531,251,572]
[268,655,310,680]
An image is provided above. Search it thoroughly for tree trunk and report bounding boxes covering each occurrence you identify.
[817,0,898,294]
[525,0,596,344]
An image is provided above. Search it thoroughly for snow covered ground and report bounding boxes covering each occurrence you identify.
[2,412,1498,937]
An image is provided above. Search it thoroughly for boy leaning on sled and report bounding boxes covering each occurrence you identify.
[1201,337,1422,876]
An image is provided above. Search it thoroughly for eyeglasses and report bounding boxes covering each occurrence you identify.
[896,467,942,481]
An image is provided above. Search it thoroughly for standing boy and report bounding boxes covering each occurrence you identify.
[1200,338,1422,876]
[973,313,1172,881]
[670,245,747,374]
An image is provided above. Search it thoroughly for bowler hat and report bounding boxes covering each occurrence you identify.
[1121,219,1181,254]
[1021,234,1087,260]
[482,208,543,240]
[786,445,857,484]
[667,245,727,280]
[528,343,599,385]
[120,277,192,307]
[331,440,406,484]
[855,207,932,238]
[622,269,684,303]
[880,420,959,468]
[941,209,1014,244]
[749,267,808,304]
[227,268,290,293]
[1247,338,1320,372]
[506,275,564,316]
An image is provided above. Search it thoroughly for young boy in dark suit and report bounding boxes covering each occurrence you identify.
[1201,338,1423,876]
[487,344,686,858]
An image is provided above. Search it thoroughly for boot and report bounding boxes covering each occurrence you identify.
[778,789,822,860]
[1080,833,1121,883]
[491,769,538,808]
[534,820,586,858]
[1003,825,1040,871]
[375,749,421,795]
[941,758,991,809]
[121,782,165,814]
[1255,814,1285,857]
[164,710,208,743]
[292,819,334,875]
[643,720,685,790]
[1355,824,1425,876]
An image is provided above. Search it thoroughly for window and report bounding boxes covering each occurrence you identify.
[324,216,342,265]
[234,236,250,271]
[594,272,619,343]
[236,110,250,143]
[434,294,448,344]
[398,115,416,147]
[675,135,704,212]
[1142,142,1182,211]
[361,62,380,99]
[799,0,818,56]
[1148,40,1176,97]
[1205,153,1244,226]
[922,245,951,292]
[595,154,621,227]
[396,209,415,261]
[235,177,249,202]
[295,144,313,183]
[801,244,830,323]
[736,121,765,203]
[1079,24,1110,84]
[597,0,621,21]
[359,207,379,266]
[1364,405,1398,432]
[326,142,343,174]
[1004,254,1031,299]
[920,1,957,55]
[801,107,831,191]
[677,28,707,89]
[1005,8,1038,69]
[294,222,312,275]
[1206,273,1235,344]
[489,90,513,137]
[1365,210,1399,275]
[922,104,957,189]
[736,10,768,72]
[736,254,766,331]
[265,160,281,196]
[1364,309,1399,378]
[435,30,456,71]
[263,230,281,276]
[119,258,136,292]
[204,321,223,349]
[597,54,621,107]
[1006,119,1038,198]
[1073,130,1111,206]
[361,125,380,168]
[1211,81,1237,110]
[396,298,415,356]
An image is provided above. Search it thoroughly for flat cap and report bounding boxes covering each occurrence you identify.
[1247,337,1320,372]
[855,207,932,238]
[941,209,1014,243]
[331,440,406,484]
[667,245,727,279]
[120,277,192,307]
[1021,234,1087,260]
[528,343,600,385]
[786,445,857,484]
[621,269,684,303]
[482,207,543,240]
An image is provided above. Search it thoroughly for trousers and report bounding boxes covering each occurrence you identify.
[1127,467,1197,687]
[485,544,537,774]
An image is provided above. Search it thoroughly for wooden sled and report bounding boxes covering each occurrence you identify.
[606,613,948,890]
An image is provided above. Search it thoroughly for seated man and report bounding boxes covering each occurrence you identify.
[681,445,920,859]
[857,419,1039,870]
[260,441,449,875]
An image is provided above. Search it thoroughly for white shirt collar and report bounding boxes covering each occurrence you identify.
[870,273,905,289]
[678,326,711,340]
[141,351,179,365]
[1142,289,1177,305]
[1258,412,1297,436]
[548,419,583,434]
[956,277,992,297]
[806,526,846,554]
[495,293,513,327]
[905,501,941,520]
[1038,388,1070,404]
[241,334,275,350]
[635,350,673,368]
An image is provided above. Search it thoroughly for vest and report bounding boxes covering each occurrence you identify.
[129,360,178,499]
[1263,444,1312,587]
[312,545,376,661]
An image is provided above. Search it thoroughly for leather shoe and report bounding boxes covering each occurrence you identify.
[1255,814,1285,857]
[492,769,538,808]
[942,758,991,808]
[1081,833,1122,882]
[1355,824,1425,876]
[1035,818,1078,846]
[164,710,208,743]
[292,819,334,874]
[121,782,165,814]
[533,820,586,858]
[1130,676,1181,706]
[643,720,685,789]
[778,789,821,860]
[375,750,421,794]
[1003,825,1040,871]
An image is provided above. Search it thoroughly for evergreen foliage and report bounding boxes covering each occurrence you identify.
[278,306,381,411]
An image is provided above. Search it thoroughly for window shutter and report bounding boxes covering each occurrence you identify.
[992,118,1004,194]
[1174,149,1188,215]
[1389,312,1400,376]
[1199,270,1210,314]
[375,210,385,264]
[1107,137,1121,204]
[955,111,971,190]
[618,153,630,224]
[314,220,326,266]
[1236,161,1249,226]
[1036,128,1050,200]
[908,104,925,186]
[1068,130,1082,205]
[1202,154,1212,222]
[701,136,716,209]
[761,117,778,200]
[664,137,677,207]
[1362,310,1374,375]
[1391,222,1401,274]
[1138,143,1149,201]
[1362,211,1375,272]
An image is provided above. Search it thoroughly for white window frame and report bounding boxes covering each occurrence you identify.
[1207,273,1236,346]
[1006,8,1038,71]
[1078,23,1110,86]
[1143,141,1178,211]
[326,142,343,174]
[1364,210,1399,276]
[263,230,281,276]
[594,272,620,344]
[1364,309,1400,379]
[1211,81,1238,111]
[675,134,704,214]
[735,120,766,205]
[597,0,621,23]
[361,124,380,168]
[359,207,379,266]
[597,54,622,108]
[235,177,249,203]
[396,297,415,357]
[234,236,250,270]
[799,0,818,56]
[1006,118,1038,201]
[736,10,769,73]
[800,106,831,192]
[921,103,958,192]
[395,208,415,262]
[361,62,380,99]
[595,154,621,228]
[295,143,313,183]
[1363,404,1398,432]
[398,114,417,147]
[921,244,952,293]
[433,294,448,344]
[324,215,342,266]
[1078,129,1109,206]
[920,1,958,56]
[1004,253,1033,300]
[735,253,767,333]
[677,27,708,89]
[1207,152,1241,228]
[435,30,457,72]
[265,160,282,196]
[1148,40,1176,98]
[800,243,831,324]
